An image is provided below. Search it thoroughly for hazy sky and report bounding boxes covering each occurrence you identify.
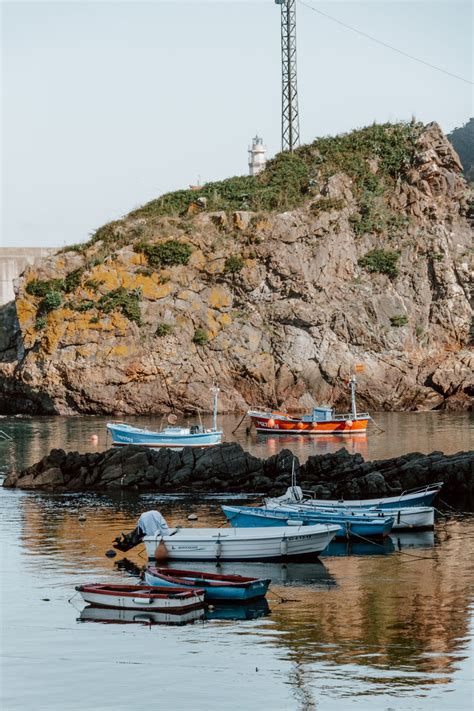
[2,0,473,248]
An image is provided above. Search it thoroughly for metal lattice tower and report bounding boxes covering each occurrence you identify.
[276,0,300,152]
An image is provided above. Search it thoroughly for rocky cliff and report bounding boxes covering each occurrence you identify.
[0,121,472,415]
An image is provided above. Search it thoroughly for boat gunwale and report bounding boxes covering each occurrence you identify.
[75,584,205,600]
[146,566,271,589]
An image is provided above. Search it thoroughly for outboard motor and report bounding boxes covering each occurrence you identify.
[190,424,201,434]
[113,525,144,552]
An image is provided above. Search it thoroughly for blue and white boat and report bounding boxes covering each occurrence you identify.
[221,505,394,539]
[267,482,442,510]
[144,566,271,601]
[107,387,223,449]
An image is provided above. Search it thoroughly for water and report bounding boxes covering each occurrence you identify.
[1,413,473,710]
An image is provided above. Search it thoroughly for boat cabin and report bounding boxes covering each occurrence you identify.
[302,406,335,422]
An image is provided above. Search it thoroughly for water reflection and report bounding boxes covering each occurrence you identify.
[78,605,205,626]
[1,410,473,473]
[14,491,474,681]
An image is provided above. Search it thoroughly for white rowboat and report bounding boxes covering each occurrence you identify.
[75,583,205,612]
[143,524,339,561]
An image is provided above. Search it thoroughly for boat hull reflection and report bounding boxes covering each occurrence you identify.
[78,605,205,625]
[154,558,336,588]
[205,598,270,621]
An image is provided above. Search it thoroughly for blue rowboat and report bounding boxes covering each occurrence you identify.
[221,505,394,539]
[106,422,222,449]
[144,566,271,602]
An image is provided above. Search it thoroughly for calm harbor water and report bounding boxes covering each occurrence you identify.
[1,413,473,710]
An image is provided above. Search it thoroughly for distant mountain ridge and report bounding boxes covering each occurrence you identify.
[448,118,474,183]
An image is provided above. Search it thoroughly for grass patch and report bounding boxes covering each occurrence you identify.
[358,249,400,279]
[390,314,409,327]
[156,323,173,337]
[192,328,208,346]
[35,317,47,330]
[224,255,245,274]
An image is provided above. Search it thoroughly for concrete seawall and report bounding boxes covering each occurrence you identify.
[0,248,56,304]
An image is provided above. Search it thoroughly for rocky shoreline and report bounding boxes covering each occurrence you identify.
[3,443,473,510]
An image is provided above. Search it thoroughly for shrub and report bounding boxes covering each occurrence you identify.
[62,268,84,292]
[193,328,208,346]
[98,287,142,325]
[70,300,95,312]
[35,317,47,330]
[26,279,63,297]
[310,197,344,214]
[26,268,84,298]
[156,323,173,337]
[390,314,408,327]
[358,249,400,279]
[224,255,245,274]
[89,316,100,324]
[415,325,424,338]
[40,291,62,313]
[135,240,192,269]
[84,278,103,291]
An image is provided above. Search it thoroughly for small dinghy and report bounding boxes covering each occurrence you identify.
[144,567,271,601]
[75,584,205,612]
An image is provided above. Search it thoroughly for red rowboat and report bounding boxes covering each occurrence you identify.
[75,583,205,612]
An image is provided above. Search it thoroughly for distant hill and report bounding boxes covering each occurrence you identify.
[448,118,474,183]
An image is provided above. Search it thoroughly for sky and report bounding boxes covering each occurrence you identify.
[2,0,473,248]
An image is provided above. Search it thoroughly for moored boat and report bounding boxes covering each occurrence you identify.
[142,523,340,561]
[265,498,435,531]
[144,566,271,601]
[248,374,369,434]
[75,583,205,612]
[221,504,394,538]
[267,481,442,510]
[107,386,222,448]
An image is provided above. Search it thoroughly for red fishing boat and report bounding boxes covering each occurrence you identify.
[248,375,370,435]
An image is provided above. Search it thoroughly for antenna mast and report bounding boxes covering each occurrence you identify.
[276,0,300,152]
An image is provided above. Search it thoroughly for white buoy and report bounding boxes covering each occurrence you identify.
[187,513,198,521]
[280,537,288,556]
[91,434,99,444]
[214,536,222,559]
[78,513,87,522]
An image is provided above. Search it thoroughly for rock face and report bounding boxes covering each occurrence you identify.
[3,443,474,511]
[0,122,472,415]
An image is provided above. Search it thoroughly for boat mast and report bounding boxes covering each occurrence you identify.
[349,375,358,419]
[211,385,220,432]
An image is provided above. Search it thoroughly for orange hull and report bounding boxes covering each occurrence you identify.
[249,413,369,434]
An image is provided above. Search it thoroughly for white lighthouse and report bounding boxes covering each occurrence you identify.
[248,135,266,176]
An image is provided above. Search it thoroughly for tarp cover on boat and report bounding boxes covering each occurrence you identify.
[138,511,170,537]
[113,510,170,552]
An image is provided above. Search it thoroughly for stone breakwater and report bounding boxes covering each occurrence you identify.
[3,444,473,510]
